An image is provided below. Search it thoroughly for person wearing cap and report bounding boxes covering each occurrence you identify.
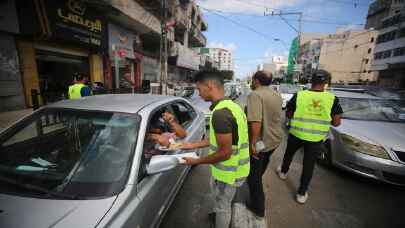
[276,69,343,204]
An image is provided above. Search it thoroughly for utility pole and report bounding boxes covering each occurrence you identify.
[265,9,303,82]
[160,0,168,95]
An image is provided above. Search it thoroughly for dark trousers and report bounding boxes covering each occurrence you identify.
[281,134,322,195]
[247,150,274,217]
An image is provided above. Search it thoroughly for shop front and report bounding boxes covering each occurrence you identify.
[107,23,142,92]
[17,0,107,106]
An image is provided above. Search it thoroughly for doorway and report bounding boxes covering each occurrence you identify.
[36,50,89,102]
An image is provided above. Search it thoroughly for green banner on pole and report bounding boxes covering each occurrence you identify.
[287,37,299,76]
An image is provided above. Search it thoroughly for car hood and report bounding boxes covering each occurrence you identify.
[0,194,117,228]
[335,119,405,151]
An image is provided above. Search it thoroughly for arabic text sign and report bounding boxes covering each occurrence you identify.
[44,0,107,49]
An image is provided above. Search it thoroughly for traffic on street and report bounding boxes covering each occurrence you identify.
[1,1,405,228]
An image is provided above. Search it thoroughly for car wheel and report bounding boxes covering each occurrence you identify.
[318,140,332,166]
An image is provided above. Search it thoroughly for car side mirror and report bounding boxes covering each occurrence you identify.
[146,155,179,175]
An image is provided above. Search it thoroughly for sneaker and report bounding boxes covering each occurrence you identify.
[296,192,308,204]
[276,165,287,180]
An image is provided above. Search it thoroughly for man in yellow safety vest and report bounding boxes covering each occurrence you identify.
[68,73,92,99]
[182,70,249,228]
[276,70,343,204]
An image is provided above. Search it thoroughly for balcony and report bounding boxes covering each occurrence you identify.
[170,42,200,70]
[174,5,190,31]
[189,23,207,47]
[100,0,161,35]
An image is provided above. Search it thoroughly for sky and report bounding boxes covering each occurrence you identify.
[196,0,373,79]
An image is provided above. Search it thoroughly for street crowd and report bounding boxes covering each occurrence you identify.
[68,69,343,228]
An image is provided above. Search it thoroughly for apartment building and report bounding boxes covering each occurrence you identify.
[0,0,208,111]
[368,0,405,88]
[318,29,379,84]
[296,29,378,84]
[209,48,234,71]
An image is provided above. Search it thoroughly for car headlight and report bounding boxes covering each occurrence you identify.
[341,134,390,159]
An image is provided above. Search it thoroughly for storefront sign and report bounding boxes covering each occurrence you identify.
[19,0,106,50]
[109,23,135,59]
[0,0,19,34]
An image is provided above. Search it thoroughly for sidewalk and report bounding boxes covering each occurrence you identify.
[0,109,33,131]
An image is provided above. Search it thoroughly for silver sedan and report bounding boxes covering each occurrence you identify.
[319,91,405,186]
[0,94,206,228]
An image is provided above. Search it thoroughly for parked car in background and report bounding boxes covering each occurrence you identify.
[319,91,405,186]
[278,84,305,109]
[0,94,206,228]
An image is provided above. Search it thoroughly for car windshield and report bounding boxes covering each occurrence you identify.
[340,98,405,122]
[0,108,140,199]
[279,84,302,94]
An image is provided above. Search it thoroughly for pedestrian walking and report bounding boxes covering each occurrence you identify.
[181,70,249,228]
[246,71,283,218]
[68,73,92,99]
[277,69,342,204]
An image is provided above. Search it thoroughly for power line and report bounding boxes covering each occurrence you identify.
[327,0,371,7]
[231,0,283,12]
[201,7,276,41]
[232,0,370,10]
[279,15,300,33]
[202,8,365,26]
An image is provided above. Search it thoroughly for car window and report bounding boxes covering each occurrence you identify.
[0,108,140,198]
[171,102,197,129]
[2,122,39,147]
[340,98,405,122]
[138,105,174,182]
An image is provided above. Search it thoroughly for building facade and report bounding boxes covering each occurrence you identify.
[257,56,288,79]
[16,0,108,108]
[368,0,405,88]
[208,48,234,71]
[0,0,25,111]
[0,0,208,112]
[296,29,378,84]
[318,29,378,84]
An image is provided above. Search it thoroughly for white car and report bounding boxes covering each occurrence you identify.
[278,84,304,109]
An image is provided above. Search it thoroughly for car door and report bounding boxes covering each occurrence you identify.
[134,100,205,227]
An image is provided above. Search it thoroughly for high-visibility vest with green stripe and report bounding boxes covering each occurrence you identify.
[289,90,335,142]
[68,83,85,99]
[209,100,250,186]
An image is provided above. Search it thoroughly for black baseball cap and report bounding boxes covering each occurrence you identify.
[311,70,330,84]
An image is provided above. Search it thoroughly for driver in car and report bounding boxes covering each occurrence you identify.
[146,111,187,149]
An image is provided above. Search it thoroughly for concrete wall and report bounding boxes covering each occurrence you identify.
[0,34,25,111]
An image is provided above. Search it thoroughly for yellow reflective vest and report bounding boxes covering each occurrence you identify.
[68,83,85,99]
[289,90,335,142]
[209,100,250,186]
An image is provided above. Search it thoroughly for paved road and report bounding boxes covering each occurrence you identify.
[160,87,405,228]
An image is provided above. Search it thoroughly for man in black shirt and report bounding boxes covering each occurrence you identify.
[277,70,343,204]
